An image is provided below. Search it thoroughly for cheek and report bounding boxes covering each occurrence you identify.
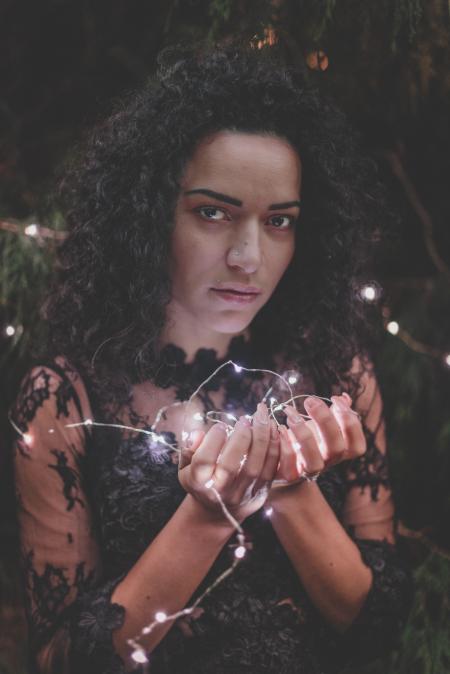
[268,242,295,285]
[171,231,222,287]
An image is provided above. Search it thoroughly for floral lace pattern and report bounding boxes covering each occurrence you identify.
[11,343,412,673]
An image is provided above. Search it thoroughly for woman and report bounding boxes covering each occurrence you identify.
[11,44,412,673]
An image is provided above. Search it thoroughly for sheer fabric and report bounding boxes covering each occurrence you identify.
[11,341,412,673]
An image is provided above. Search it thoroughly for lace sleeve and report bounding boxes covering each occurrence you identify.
[327,359,413,667]
[11,359,126,674]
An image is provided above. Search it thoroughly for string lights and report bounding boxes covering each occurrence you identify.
[10,355,348,665]
[1,216,449,367]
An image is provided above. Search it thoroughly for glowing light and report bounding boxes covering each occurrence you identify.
[270,397,277,405]
[234,545,246,559]
[181,431,189,441]
[204,479,215,489]
[360,283,379,302]
[131,649,148,664]
[264,507,273,517]
[233,363,243,373]
[48,428,55,434]
[226,413,235,420]
[387,321,399,335]
[288,374,298,385]
[85,418,93,425]
[292,441,301,451]
[444,353,450,368]
[155,611,167,623]
[5,325,15,336]
[24,224,38,237]
[23,433,33,446]
[193,413,203,421]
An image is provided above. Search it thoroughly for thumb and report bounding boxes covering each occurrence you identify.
[179,428,206,470]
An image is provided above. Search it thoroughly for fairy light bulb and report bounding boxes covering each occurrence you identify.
[360,284,375,302]
[205,479,215,489]
[288,374,298,385]
[5,325,15,337]
[234,545,246,559]
[23,433,33,446]
[131,649,148,664]
[155,611,167,623]
[444,353,450,368]
[233,363,243,373]
[85,418,93,426]
[387,321,399,335]
[24,224,38,237]
[264,507,273,517]
[193,413,203,421]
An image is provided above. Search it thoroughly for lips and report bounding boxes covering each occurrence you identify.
[211,284,262,295]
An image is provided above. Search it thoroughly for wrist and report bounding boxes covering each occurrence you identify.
[267,479,318,514]
[182,494,236,538]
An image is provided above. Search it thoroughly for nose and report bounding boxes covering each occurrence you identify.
[226,221,262,274]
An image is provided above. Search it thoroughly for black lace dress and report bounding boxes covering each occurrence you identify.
[11,337,413,674]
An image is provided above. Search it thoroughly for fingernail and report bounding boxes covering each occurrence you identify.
[270,422,280,442]
[332,397,348,412]
[284,406,304,424]
[238,415,251,427]
[305,397,322,410]
[254,402,269,425]
[278,424,288,437]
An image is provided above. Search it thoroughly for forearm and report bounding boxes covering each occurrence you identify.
[268,481,373,632]
[111,494,234,666]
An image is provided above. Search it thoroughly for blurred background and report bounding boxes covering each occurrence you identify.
[0,1,449,672]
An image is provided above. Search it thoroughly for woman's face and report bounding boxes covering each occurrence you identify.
[169,130,301,339]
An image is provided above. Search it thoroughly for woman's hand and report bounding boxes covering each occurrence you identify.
[273,393,366,485]
[178,402,280,524]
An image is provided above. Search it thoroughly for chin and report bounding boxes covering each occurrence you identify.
[210,314,254,335]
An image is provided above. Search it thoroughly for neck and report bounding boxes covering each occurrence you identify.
[160,309,250,363]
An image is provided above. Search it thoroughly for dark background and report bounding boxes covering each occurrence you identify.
[1,1,449,672]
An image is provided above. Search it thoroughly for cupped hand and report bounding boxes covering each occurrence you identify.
[273,393,366,486]
[178,402,280,524]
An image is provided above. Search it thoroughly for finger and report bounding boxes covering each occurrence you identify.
[233,402,271,500]
[212,416,252,492]
[302,398,346,463]
[331,396,366,458]
[190,423,228,486]
[284,406,324,474]
[179,429,205,470]
[250,419,280,496]
[276,425,298,481]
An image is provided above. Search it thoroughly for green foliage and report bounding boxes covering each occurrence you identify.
[390,552,450,674]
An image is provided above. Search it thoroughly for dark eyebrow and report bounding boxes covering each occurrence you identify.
[184,189,242,207]
[184,189,301,211]
[268,200,301,210]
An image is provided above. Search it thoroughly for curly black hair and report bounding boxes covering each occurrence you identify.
[42,42,389,408]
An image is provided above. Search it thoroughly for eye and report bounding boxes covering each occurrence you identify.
[267,214,296,230]
[195,206,229,221]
